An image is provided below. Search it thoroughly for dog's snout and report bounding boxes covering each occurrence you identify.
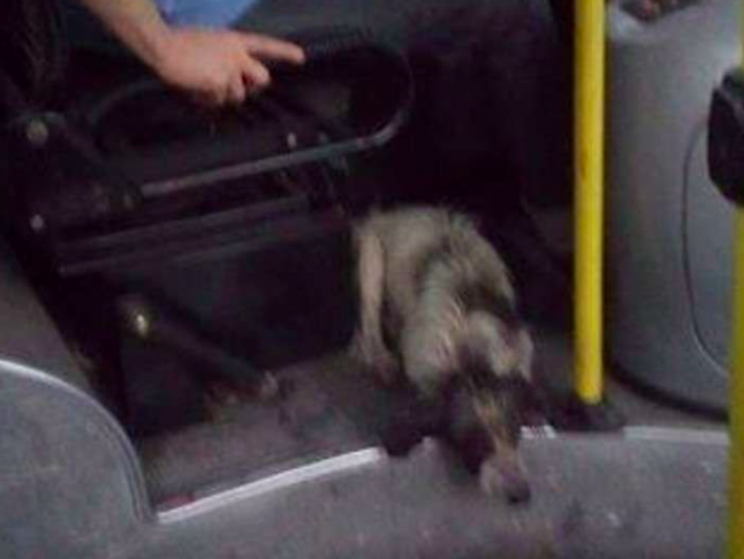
[503,470,531,504]
[480,453,531,505]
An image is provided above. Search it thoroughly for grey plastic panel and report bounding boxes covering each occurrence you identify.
[607,0,740,410]
[0,237,91,393]
[0,360,151,559]
[686,122,734,369]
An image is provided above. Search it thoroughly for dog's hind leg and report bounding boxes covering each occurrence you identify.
[351,227,400,383]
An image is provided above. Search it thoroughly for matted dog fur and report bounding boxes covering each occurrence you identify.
[351,206,538,502]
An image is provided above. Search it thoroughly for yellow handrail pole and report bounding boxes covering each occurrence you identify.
[726,4,744,555]
[728,214,744,559]
[574,0,606,404]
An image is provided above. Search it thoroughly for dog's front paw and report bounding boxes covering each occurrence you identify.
[372,351,401,385]
[350,333,400,384]
[349,331,372,364]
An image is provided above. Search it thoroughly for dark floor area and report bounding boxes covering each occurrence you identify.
[138,354,371,506]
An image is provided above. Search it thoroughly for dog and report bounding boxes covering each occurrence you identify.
[351,206,541,503]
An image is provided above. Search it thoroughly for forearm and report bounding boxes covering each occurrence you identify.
[74,0,171,68]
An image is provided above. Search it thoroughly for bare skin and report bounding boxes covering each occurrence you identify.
[76,0,305,106]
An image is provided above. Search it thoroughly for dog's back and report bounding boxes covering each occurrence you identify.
[360,207,514,319]
[357,207,528,393]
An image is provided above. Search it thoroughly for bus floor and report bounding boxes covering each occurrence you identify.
[137,328,727,558]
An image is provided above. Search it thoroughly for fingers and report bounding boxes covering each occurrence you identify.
[239,53,270,92]
[234,34,304,102]
[239,33,305,64]
[162,30,302,108]
[200,60,267,107]
[227,73,247,105]
[191,88,224,108]
[195,60,265,107]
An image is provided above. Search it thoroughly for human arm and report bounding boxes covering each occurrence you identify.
[75,0,305,105]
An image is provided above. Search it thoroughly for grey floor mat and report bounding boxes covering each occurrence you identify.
[138,431,727,559]
[137,328,722,508]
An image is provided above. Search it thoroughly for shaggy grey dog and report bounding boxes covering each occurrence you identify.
[352,206,538,502]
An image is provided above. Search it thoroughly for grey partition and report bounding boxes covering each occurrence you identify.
[607,0,740,412]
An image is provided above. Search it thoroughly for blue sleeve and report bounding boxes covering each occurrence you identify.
[155,0,262,28]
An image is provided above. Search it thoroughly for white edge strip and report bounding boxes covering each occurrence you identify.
[158,447,386,524]
[522,424,728,445]
[622,425,728,445]
[521,425,559,439]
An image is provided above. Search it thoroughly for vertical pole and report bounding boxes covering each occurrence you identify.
[574,0,606,405]
[727,6,744,549]
[728,213,744,559]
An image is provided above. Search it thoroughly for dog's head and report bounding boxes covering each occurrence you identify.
[442,325,542,503]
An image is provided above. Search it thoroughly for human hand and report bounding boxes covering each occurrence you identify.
[152,28,305,106]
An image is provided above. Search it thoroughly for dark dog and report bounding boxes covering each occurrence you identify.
[352,206,541,503]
